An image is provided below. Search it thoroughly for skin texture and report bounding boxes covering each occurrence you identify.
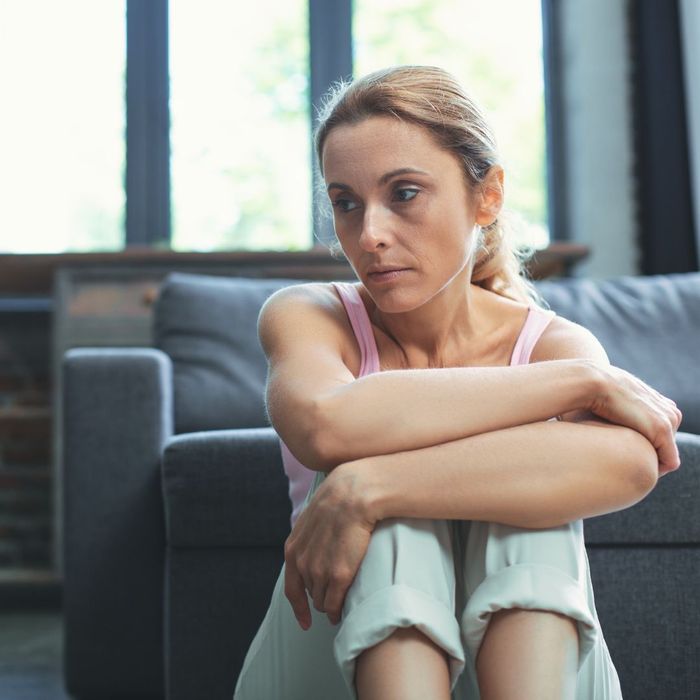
[272,115,682,697]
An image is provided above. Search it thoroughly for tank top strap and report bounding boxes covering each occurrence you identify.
[330,281,381,376]
[510,305,557,366]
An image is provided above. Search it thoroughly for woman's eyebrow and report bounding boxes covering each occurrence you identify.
[326,167,431,193]
[378,167,430,185]
[326,182,350,193]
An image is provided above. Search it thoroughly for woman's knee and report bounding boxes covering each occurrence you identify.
[356,626,452,700]
[476,608,578,700]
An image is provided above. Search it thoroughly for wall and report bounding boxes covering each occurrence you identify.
[559,0,638,278]
[680,0,700,267]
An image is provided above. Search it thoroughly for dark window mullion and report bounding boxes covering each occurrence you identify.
[631,0,697,273]
[126,0,170,247]
[541,0,568,242]
[309,0,353,248]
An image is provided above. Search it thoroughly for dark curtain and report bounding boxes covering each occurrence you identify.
[630,0,698,273]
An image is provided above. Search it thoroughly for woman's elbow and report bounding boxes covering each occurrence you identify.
[621,428,659,499]
[307,396,349,473]
[270,398,337,473]
[292,424,334,473]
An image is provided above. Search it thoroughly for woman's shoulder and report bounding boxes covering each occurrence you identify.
[261,281,347,316]
[258,281,358,364]
[528,312,610,365]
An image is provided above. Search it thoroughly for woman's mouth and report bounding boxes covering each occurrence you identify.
[368,269,410,283]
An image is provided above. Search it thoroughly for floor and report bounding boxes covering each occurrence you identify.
[0,610,71,700]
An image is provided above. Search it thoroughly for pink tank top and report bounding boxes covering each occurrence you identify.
[280,282,556,526]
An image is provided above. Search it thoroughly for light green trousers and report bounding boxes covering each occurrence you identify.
[234,472,623,700]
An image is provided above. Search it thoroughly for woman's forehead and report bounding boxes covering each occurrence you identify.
[322,116,458,182]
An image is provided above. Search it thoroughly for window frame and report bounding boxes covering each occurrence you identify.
[125,0,558,249]
[126,0,170,247]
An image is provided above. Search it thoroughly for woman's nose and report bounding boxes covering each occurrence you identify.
[359,205,392,250]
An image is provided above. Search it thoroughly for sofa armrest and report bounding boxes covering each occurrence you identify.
[162,428,292,700]
[62,347,173,698]
[162,427,291,548]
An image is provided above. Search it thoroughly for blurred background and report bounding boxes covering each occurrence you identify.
[0,0,698,697]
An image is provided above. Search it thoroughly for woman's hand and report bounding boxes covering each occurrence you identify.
[284,460,376,630]
[588,364,683,475]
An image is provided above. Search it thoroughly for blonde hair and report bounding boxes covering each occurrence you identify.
[314,65,544,307]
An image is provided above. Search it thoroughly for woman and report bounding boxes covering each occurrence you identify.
[234,66,681,700]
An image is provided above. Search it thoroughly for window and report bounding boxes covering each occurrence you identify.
[353,0,548,248]
[0,1,549,253]
[169,1,310,251]
[0,0,126,253]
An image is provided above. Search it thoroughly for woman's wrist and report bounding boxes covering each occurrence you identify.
[575,358,609,415]
[331,457,385,527]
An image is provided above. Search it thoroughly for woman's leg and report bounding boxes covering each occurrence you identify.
[334,516,466,699]
[356,626,452,700]
[476,608,578,699]
[236,475,465,700]
[235,472,351,700]
[453,518,622,700]
[233,563,349,700]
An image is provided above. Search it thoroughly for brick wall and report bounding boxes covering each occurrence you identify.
[0,310,52,571]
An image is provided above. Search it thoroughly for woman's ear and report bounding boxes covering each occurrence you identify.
[475,165,504,227]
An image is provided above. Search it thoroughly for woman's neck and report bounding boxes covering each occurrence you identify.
[365,280,509,369]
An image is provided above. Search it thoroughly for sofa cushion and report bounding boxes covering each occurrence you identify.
[536,272,700,434]
[162,427,291,548]
[154,273,309,434]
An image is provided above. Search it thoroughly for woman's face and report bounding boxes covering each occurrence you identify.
[322,116,495,311]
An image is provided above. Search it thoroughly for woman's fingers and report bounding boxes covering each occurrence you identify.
[309,565,329,614]
[284,559,312,630]
[601,369,683,455]
[673,405,683,430]
[657,435,681,476]
[284,521,335,624]
[284,533,314,629]
[598,367,683,478]
[650,413,681,475]
[323,568,353,625]
[285,554,352,627]
[281,462,376,629]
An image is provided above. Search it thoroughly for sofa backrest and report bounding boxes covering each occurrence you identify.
[154,273,308,434]
[535,272,700,434]
[155,271,700,436]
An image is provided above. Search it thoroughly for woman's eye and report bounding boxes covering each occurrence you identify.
[394,187,419,203]
[332,197,359,213]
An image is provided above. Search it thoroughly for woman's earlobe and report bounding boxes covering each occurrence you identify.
[476,204,500,228]
[475,167,504,226]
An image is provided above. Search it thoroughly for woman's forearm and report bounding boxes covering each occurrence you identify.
[341,418,658,529]
[313,360,602,471]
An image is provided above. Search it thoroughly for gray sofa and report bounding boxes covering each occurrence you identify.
[62,271,700,700]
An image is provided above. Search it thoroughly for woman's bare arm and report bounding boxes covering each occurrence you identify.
[281,312,680,630]
[261,286,602,471]
[312,360,599,470]
[318,317,679,530]
[338,417,660,531]
[262,286,680,473]
[282,416,663,627]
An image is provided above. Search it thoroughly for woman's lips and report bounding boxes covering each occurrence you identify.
[368,268,410,283]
